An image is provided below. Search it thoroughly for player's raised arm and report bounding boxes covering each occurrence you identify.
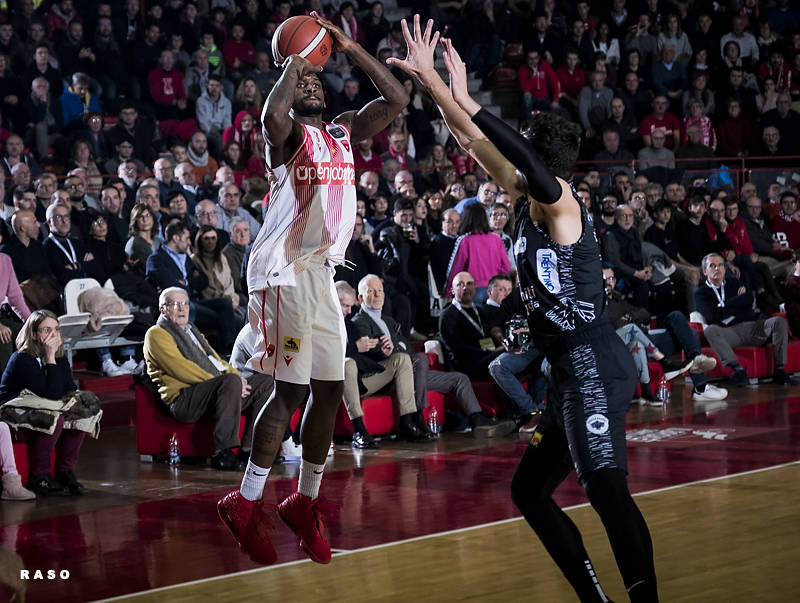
[309,11,409,142]
[387,15,523,200]
[261,55,321,164]
[441,39,582,231]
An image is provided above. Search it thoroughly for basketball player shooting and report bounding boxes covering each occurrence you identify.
[388,16,658,601]
[217,12,409,566]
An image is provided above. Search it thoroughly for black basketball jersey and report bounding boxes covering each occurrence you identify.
[513,188,607,352]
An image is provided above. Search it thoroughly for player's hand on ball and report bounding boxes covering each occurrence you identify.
[283,54,322,77]
[309,11,357,54]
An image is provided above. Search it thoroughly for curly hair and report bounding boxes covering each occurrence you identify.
[520,112,582,181]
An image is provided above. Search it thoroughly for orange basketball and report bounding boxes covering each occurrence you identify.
[272,16,333,68]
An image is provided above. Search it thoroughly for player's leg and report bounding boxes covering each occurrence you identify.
[511,421,614,602]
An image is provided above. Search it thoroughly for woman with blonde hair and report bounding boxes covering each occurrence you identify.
[0,310,89,496]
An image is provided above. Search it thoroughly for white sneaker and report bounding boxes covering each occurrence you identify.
[328,442,335,457]
[692,384,728,401]
[102,358,127,377]
[280,439,302,461]
[119,358,138,373]
[689,354,717,374]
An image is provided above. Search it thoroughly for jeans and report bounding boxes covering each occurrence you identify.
[616,324,656,383]
[654,310,707,389]
[488,347,544,414]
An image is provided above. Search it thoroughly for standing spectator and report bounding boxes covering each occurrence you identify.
[196,75,232,158]
[640,95,681,150]
[578,71,613,138]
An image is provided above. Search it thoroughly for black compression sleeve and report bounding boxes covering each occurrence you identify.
[471,108,562,205]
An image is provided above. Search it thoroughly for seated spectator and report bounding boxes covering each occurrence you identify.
[146,221,238,353]
[756,76,779,115]
[380,130,416,171]
[603,267,725,402]
[417,144,452,190]
[676,124,716,170]
[696,253,795,385]
[439,271,502,381]
[720,16,759,69]
[1,133,42,179]
[22,76,62,160]
[185,49,214,104]
[594,128,635,166]
[107,101,156,166]
[488,203,515,271]
[333,213,381,291]
[657,14,693,67]
[105,135,146,180]
[222,111,259,162]
[741,197,794,280]
[216,183,259,243]
[429,208,460,296]
[175,161,207,213]
[681,71,715,117]
[153,157,182,204]
[221,141,261,187]
[518,50,561,117]
[593,21,621,66]
[760,92,800,147]
[165,191,195,230]
[555,50,586,119]
[149,49,190,121]
[637,128,676,170]
[4,210,59,312]
[716,98,755,158]
[0,247,30,373]
[601,97,641,152]
[640,95,681,150]
[143,287,274,470]
[187,130,219,186]
[222,22,255,85]
[755,126,792,164]
[769,191,800,251]
[335,281,420,448]
[0,310,93,496]
[578,71,613,138]
[453,181,499,215]
[716,67,758,118]
[21,44,63,103]
[625,13,658,66]
[43,202,93,288]
[193,199,230,247]
[353,275,513,437]
[645,200,701,285]
[0,421,36,500]
[98,184,128,245]
[67,139,103,195]
[191,224,245,321]
[446,203,510,303]
[353,138,383,173]
[59,72,100,133]
[604,204,655,308]
[196,75,232,158]
[221,217,250,308]
[125,203,162,274]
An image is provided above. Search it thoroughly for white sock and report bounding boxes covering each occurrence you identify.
[298,459,325,500]
[239,460,270,501]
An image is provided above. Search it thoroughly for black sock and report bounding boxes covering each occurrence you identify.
[694,384,706,393]
[399,413,414,428]
[352,416,367,434]
[730,362,743,372]
[687,351,699,360]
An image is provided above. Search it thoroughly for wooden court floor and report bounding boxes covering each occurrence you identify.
[2,381,799,603]
[107,463,800,603]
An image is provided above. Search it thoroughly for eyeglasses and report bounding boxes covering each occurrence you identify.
[483,190,498,197]
[52,214,70,222]
[197,210,218,217]
[92,218,106,226]
[67,183,84,189]
[165,300,190,308]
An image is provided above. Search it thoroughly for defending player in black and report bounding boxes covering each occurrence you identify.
[388,17,657,602]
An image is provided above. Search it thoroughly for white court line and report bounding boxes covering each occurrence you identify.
[94,459,800,602]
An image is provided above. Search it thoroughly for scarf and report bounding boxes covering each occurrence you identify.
[187,144,209,167]
[156,314,222,376]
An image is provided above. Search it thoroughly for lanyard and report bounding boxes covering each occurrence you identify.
[706,280,725,307]
[49,234,78,265]
[453,301,484,336]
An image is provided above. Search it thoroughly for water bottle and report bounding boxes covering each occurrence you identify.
[657,378,670,403]
[427,407,440,436]
[167,433,180,466]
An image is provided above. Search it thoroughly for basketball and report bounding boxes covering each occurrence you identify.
[272,16,333,68]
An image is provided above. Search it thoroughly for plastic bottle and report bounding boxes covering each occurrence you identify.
[427,407,440,436]
[657,378,670,403]
[167,433,180,466]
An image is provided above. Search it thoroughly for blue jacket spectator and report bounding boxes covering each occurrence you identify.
[60,73,101,130]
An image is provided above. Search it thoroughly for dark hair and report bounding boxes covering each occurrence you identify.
[165,220,188,243]
[780,191,797,203]
[520,113,581,181]
[392,196,414,213]
[487,273,512,290]
[653,199,672,213]
[166,190,188,208]
[195,224,221,262]
[459,202,490,235]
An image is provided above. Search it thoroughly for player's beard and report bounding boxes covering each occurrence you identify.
[294,100,324,116]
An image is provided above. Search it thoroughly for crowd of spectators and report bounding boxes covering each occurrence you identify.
[1,0,800,487]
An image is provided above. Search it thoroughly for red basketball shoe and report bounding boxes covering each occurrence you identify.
[217,490,277,565]
[277,492,332,564]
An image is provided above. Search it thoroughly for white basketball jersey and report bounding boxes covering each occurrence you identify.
[248,121,357,292]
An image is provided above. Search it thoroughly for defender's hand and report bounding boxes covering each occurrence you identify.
[385,15,440,80]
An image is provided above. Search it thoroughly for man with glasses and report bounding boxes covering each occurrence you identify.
[44,202,94,287]
[144,286,274,470]
[217,183,259,242]
[153,157,182,203]
[453,181,499,214]
[193,198,230,247]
